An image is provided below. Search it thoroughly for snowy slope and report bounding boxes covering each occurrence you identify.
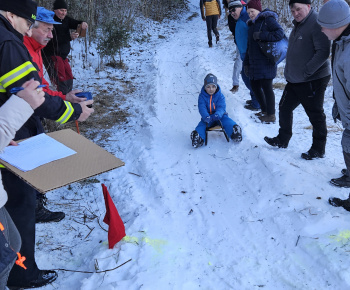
[36,1,350,289]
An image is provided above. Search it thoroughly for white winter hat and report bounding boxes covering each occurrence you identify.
[318,0,350,29]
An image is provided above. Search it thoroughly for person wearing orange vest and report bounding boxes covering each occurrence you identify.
[200,0,222,47]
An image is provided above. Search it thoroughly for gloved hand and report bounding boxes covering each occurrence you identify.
[244,66,249,77]
[204,116,211,123]
[253,31,261,41]
[211,114,220,121]
[332,101,341,123]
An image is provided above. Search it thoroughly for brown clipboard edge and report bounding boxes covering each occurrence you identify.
[0,129,125,193]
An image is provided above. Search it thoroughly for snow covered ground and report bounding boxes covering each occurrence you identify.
[36,1,350,289]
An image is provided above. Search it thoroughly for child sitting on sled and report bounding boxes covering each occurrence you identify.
[191,73,242,148]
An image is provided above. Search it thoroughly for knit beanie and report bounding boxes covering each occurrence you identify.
[247,0,262,12]
[228,0,243,9]
[289,0,311,6]
[53,0,68,10]
[0,0,37,23]
[204,74,218,88]
[318,0,350,29]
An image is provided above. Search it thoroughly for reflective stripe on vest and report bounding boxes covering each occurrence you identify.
[56,101,74,124]
[0,61,36,89]
[0,83,5,93]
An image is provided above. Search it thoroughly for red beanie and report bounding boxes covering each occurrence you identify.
[247,0,262,12]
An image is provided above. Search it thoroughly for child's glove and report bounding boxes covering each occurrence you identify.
[204,116,211,123]
[211,114,220,121]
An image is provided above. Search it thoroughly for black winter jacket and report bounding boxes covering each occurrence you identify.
[43,15,82,59]
[0,15,82,141]
[244,9,284,80]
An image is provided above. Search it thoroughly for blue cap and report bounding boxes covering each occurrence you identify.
[36,7,61,24]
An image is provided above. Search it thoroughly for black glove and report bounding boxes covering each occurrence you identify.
[332,101,341,123]
[244,66,249,77]
[253,32,261,41]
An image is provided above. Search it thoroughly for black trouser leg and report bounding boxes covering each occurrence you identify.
[2,170,40,286]
[342,129,350,176]
[260,79,275,115]
[301,75,330,153]
[211,15,219,37]
[250,79,266,113]
[205,16,213,43]
[278,83,301,144]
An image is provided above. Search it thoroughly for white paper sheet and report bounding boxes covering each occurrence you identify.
[0,133,76,172]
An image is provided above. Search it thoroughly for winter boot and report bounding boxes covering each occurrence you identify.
[255,111,266,117]
[216,34,220,44]
[329,193,350,211]
[191,130,204,148]
[342,168,348,175]
[301,148,324,160]
[264,136,288,148]
[208,41,213,48]
[36,195,65,223]
[231,124,242,142]
[258,114,276,124]
[7,270,58,289]
[244,104,259,111]
[330,175,350,188]
[230,85,239,93]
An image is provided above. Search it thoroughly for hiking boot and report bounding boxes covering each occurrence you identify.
[258,114,275,123]
[36,196,65,223]
[301,148,324,160]
[8,270,57,289]
[208,41,212,48]
[216,34,220,43]
[244,104,259,111]
[330,175,350,188]
[191,130,204,148]
[255,111,266,117]
[230,85,239,93]
[231,124,242,142]
[329,194,350,211]
[264,136,288,148]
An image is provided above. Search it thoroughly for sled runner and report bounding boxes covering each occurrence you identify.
[205,121,229,146]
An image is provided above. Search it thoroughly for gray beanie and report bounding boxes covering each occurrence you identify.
[228,0,243,9]
[318,0,350,29]
[204,74,217,88]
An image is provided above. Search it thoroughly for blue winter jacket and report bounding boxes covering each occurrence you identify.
[235,7,250,61]
[198,84,227,121]
[244,9,284,80]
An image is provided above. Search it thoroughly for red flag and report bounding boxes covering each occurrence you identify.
[102,184,126,249]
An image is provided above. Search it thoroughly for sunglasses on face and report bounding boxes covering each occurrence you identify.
[229,6,240,13]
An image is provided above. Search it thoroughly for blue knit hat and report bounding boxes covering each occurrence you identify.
[204,74,218,88]
[318,0,350,29]
[36,7,61,24]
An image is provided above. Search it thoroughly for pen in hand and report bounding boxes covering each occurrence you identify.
[10,84,46,94]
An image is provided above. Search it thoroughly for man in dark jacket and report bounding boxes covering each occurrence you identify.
[0,0,93,288]
[43,0,88,94]
[264,0,331,160]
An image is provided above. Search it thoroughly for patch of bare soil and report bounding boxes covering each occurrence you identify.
[44,75,134,146]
